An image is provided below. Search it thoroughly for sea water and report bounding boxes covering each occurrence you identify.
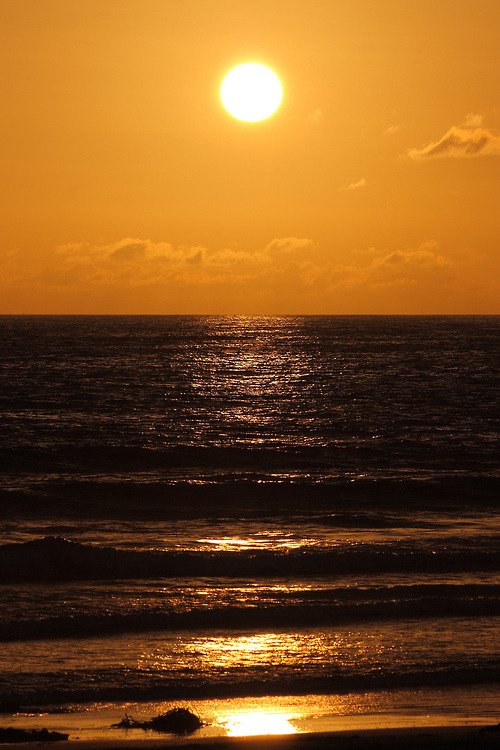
[0,315,498,735]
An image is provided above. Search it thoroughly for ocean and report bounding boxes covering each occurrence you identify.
[0,315,498,737]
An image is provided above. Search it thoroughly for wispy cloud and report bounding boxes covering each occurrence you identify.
[365,243,453,285]
[2,238,452,291]
[339,178,367,192]
[5,237,488,313]
[314,241,454,291]
[41,237,315,288]
[462,113,483,128]
[385,124,400,135]
[406,116,500,159]
[307,108,323,124]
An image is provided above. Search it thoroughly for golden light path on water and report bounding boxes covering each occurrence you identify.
[197,632,302,668]
[199,534,312,551]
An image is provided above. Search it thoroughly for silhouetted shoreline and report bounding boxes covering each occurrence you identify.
[1,726,500,749]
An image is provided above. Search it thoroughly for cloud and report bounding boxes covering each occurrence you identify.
[33,237,316,289]
[109,241,147,262]
[407,118,500,159]
[3,236,474,313]
[368,244,453,280]
[263,237,313,255]
[385,124,400,135]
[339,178,367,192]
[2,237,451,293]
[462,113,483,128]
[204,237,313,272]
[305,241,454,292]
[307,109,323,124]
[59,238,207,267]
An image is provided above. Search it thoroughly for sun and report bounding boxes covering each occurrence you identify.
[221,63,282,122]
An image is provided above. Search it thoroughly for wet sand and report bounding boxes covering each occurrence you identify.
[1,726,500,750]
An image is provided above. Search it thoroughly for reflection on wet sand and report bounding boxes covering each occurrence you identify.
[219,709,298,736]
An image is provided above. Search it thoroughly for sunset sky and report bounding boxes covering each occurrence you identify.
[1,0,499,314]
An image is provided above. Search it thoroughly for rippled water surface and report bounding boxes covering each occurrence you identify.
[0,315,498,714]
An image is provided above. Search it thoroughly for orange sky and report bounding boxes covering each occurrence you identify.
[1,0,499,314]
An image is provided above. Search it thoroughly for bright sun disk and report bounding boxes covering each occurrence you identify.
[221,63,282,122]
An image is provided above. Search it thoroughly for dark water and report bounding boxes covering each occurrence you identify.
[0,315,498,707]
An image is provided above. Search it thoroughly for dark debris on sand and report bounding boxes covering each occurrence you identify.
[113,707,204,735]
[0,727,69,743]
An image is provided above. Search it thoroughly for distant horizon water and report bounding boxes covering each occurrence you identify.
[1,313,498,316]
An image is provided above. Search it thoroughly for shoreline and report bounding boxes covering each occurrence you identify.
[1,687,499,750]
[1,726,500,750]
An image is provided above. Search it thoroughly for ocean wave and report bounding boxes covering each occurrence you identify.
[0,536,498,585]
[1,475,498,529]
[6,665,500,706]
[1,596,498,642]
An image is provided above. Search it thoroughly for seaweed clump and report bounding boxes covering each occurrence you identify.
[0,727,68,743]
[112,708,203,735]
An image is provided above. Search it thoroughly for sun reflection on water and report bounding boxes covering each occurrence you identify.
[198,533,316,552]
[220,710,298,736]
[199,632,298,667]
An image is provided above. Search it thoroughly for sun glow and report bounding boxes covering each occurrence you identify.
[220,63,282,122]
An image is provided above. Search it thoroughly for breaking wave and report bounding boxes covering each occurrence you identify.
[1,535,498,584]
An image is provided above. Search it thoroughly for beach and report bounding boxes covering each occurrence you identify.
[1,689,498,748]
[1,726,500,750]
